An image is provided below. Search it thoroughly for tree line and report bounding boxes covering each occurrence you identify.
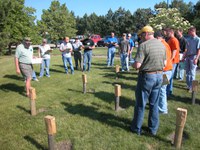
[0,0,200,55]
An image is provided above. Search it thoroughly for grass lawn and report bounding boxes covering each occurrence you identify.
[0,47,200,150]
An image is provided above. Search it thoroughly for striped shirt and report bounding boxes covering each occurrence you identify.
[135,38,166,72]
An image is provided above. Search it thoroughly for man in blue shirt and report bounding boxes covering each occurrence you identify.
[106,32,118,67]
[184,26,200,92]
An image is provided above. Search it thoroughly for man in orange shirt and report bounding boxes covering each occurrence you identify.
[166,28,180,96]
[155,31,173,114]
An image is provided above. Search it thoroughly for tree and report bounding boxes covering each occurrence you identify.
[37,0,77,45]
[0,0,37,55]
[149,8,191,32]
[133,8,154,32]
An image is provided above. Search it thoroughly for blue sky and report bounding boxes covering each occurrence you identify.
[25,0,198,21]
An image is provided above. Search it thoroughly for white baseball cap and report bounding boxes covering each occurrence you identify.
[128,34,131,37]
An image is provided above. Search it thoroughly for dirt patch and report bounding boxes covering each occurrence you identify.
[55,140,72,150]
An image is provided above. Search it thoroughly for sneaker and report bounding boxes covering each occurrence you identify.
[33,78,39,82]
[46,75,50,77]
[188,89,192,93]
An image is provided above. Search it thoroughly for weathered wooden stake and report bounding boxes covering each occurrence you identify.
[192,80,198,105]
[29,87,36,116]
[115,84,121,111]
[44,115,56,150]
[174,108,187,149]
[82,74,87,94]
[115,65,120,79]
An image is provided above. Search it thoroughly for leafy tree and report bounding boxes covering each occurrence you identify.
[149,8,191,32]
[37,0,77,45]
[192,1,200,34]
[133,8,154,32]
[0,0,37,55]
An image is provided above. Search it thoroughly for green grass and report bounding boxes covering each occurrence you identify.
[0,48,200,150]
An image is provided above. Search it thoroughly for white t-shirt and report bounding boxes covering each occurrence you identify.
[60,42,72,57]
[39,44,51,59]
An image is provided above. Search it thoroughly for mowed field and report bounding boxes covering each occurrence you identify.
[0,47,200,150]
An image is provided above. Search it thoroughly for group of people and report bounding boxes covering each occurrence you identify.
[130,25,200,136]
[14,25,199,136]
[106,32,135,72]
[14,35,95,96]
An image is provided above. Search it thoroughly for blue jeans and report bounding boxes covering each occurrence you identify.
[131,72,163,135]
[107,47,116,66]
[175,62,185,80]
[185,55,197,89]
[159,70,172,114]
[62,56,74,74]
[120,53,129,71]
[167,64,177,95]
[32,70,37,80]
[39,59,50,77]
[83,50,92,71]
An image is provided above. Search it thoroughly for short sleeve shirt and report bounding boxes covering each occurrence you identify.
[107,37,118,48]
[167,37,180,64]
[73,41,82,51]
[60,42,72,57]
[82,39,94,52]
[39,44,51,59]
[15,44,33,64]
[186,36,200,56]
[119,39,130,53]
[135,38,166,72]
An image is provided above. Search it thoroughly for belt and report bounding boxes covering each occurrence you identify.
[140,71,163,74]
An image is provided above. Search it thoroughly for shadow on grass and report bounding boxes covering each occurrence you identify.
[16,105,30,114]
[61,102,131,132]
[94,91,134,109]
[100,72,138,81]
[168,94,192,104]
[24,135,46,150]
[102,81,136,91]
[0,83,25,96]
[3,74,23,80]
[68,88,82,93]
[49,68,64,74]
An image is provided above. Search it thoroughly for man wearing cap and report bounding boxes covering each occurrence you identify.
[15,37,34,97]
[130,26,166,135]
[106,32,118,67]
[119,33,130,71]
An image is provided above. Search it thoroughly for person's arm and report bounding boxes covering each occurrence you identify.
[15,57,21,75]
[132,61,141,70]
[171,49,177,61]
[194,49,200,65]
[38,48,41,58]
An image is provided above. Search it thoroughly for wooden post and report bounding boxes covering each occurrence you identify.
[174,108,187,149]
[192,80,198,105]
[115,65,120,79]
[29,87,36,116]
[114,84,121,111]
[82,74,87,94]
[44,115,56,150]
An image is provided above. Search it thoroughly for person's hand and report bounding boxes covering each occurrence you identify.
[193,58,198,65]
[16,68,21,75]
